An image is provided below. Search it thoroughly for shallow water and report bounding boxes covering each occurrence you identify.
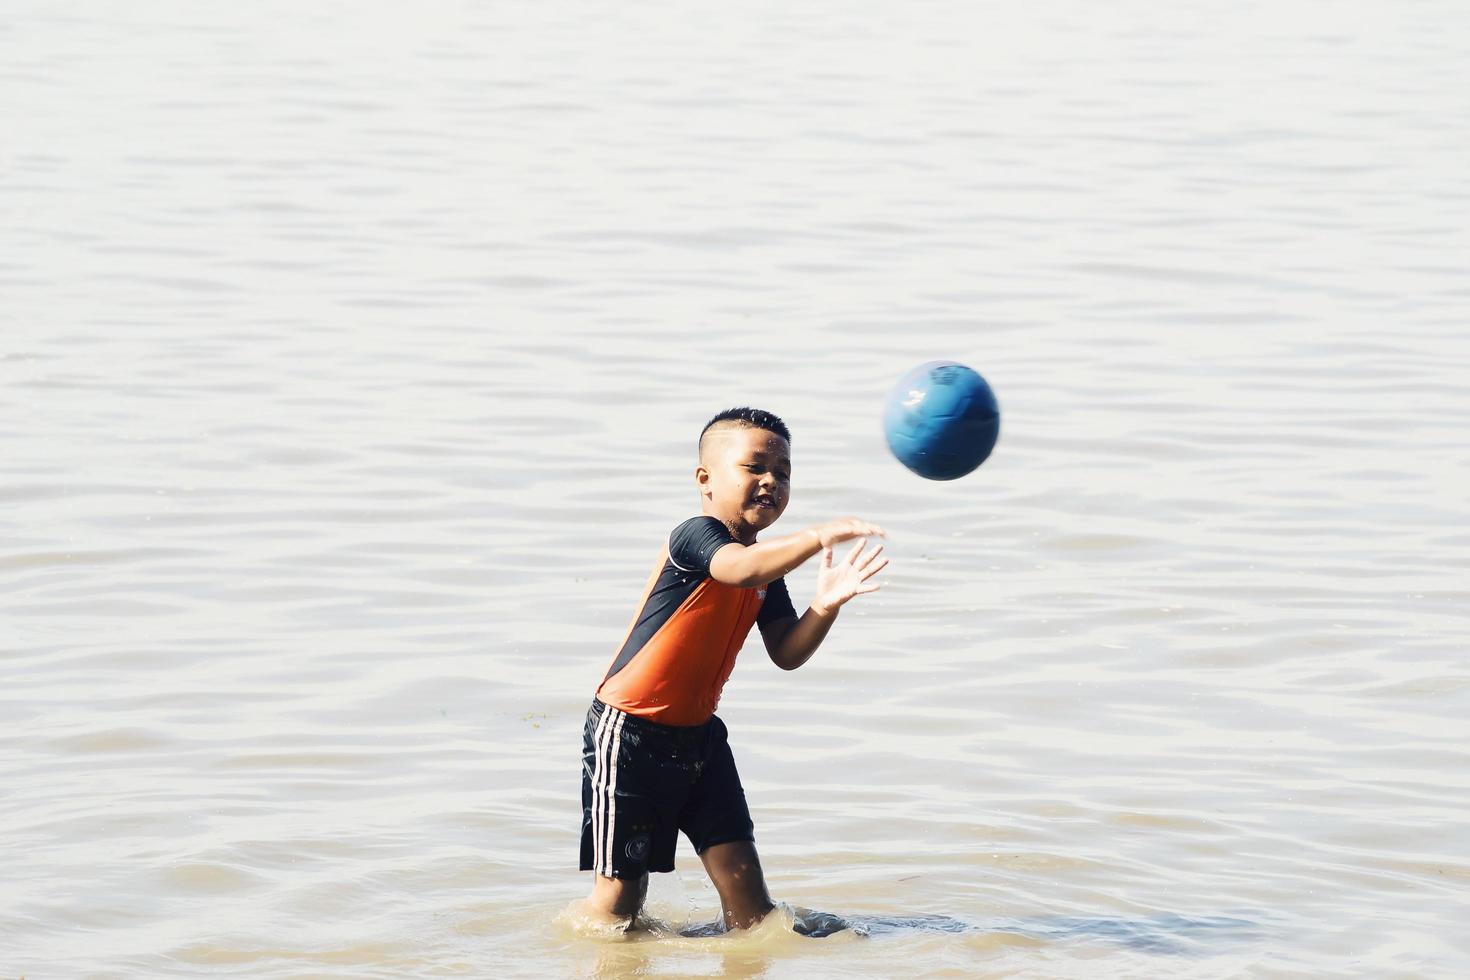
[4,0,1470,976]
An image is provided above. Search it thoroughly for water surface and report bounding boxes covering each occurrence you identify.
[4,0,1469,976]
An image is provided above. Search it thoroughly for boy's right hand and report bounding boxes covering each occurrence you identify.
[815,517,886,549]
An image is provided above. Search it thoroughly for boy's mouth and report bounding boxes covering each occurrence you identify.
[751,493,776,509]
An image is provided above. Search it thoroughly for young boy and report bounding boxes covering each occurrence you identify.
[580,406,889,932]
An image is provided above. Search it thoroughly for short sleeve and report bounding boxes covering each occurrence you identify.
[757,576,797,627]
[668,516,736,576]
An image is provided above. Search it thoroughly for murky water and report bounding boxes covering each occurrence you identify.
[4,0,1469,976]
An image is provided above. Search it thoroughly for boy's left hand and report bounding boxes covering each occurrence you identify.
[812,539,888,616]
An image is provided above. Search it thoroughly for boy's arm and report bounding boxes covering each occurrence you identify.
[709,517,885,589]
[763,539,888,670]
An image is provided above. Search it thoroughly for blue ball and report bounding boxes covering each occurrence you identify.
[883,361,1000,480]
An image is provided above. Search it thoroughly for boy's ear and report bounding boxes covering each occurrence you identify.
[694,465,711,498]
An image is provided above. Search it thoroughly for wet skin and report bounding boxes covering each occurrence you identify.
[696,425,792,546]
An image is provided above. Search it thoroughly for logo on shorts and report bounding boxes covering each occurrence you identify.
[624,833,651,862]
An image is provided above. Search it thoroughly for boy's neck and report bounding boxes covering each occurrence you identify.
[705,505,759,546]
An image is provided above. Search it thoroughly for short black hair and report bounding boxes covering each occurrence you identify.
[698,407,791,454]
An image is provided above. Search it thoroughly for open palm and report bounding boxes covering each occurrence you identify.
[814,539,888,613]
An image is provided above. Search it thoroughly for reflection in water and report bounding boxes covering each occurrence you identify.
[586,942,775,980]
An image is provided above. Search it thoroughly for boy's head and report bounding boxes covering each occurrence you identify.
[696,407,792,541]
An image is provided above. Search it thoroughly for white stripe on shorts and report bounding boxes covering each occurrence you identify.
[601,711,626,876]
[590,706,625,877]
[590,706,613,874]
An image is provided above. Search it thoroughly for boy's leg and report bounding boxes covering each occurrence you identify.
[681,716,772,930]
[584,871,649,926]
[699,839,775,930]
[580,701,684,926]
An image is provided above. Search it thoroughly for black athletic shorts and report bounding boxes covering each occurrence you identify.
[580,698,754,879]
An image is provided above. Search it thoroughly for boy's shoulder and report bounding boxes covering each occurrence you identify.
[668,514,726,538]
[667,515,734,573]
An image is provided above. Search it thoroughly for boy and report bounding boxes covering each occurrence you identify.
[580,406,889,932]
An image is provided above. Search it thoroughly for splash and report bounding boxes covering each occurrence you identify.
[560,898,1261,955]
[673,902,859,940]
[554,898,679,941]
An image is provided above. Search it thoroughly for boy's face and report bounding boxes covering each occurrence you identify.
[696,425,791,539]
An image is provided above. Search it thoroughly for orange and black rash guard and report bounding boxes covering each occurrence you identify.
[596,516,798,726]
